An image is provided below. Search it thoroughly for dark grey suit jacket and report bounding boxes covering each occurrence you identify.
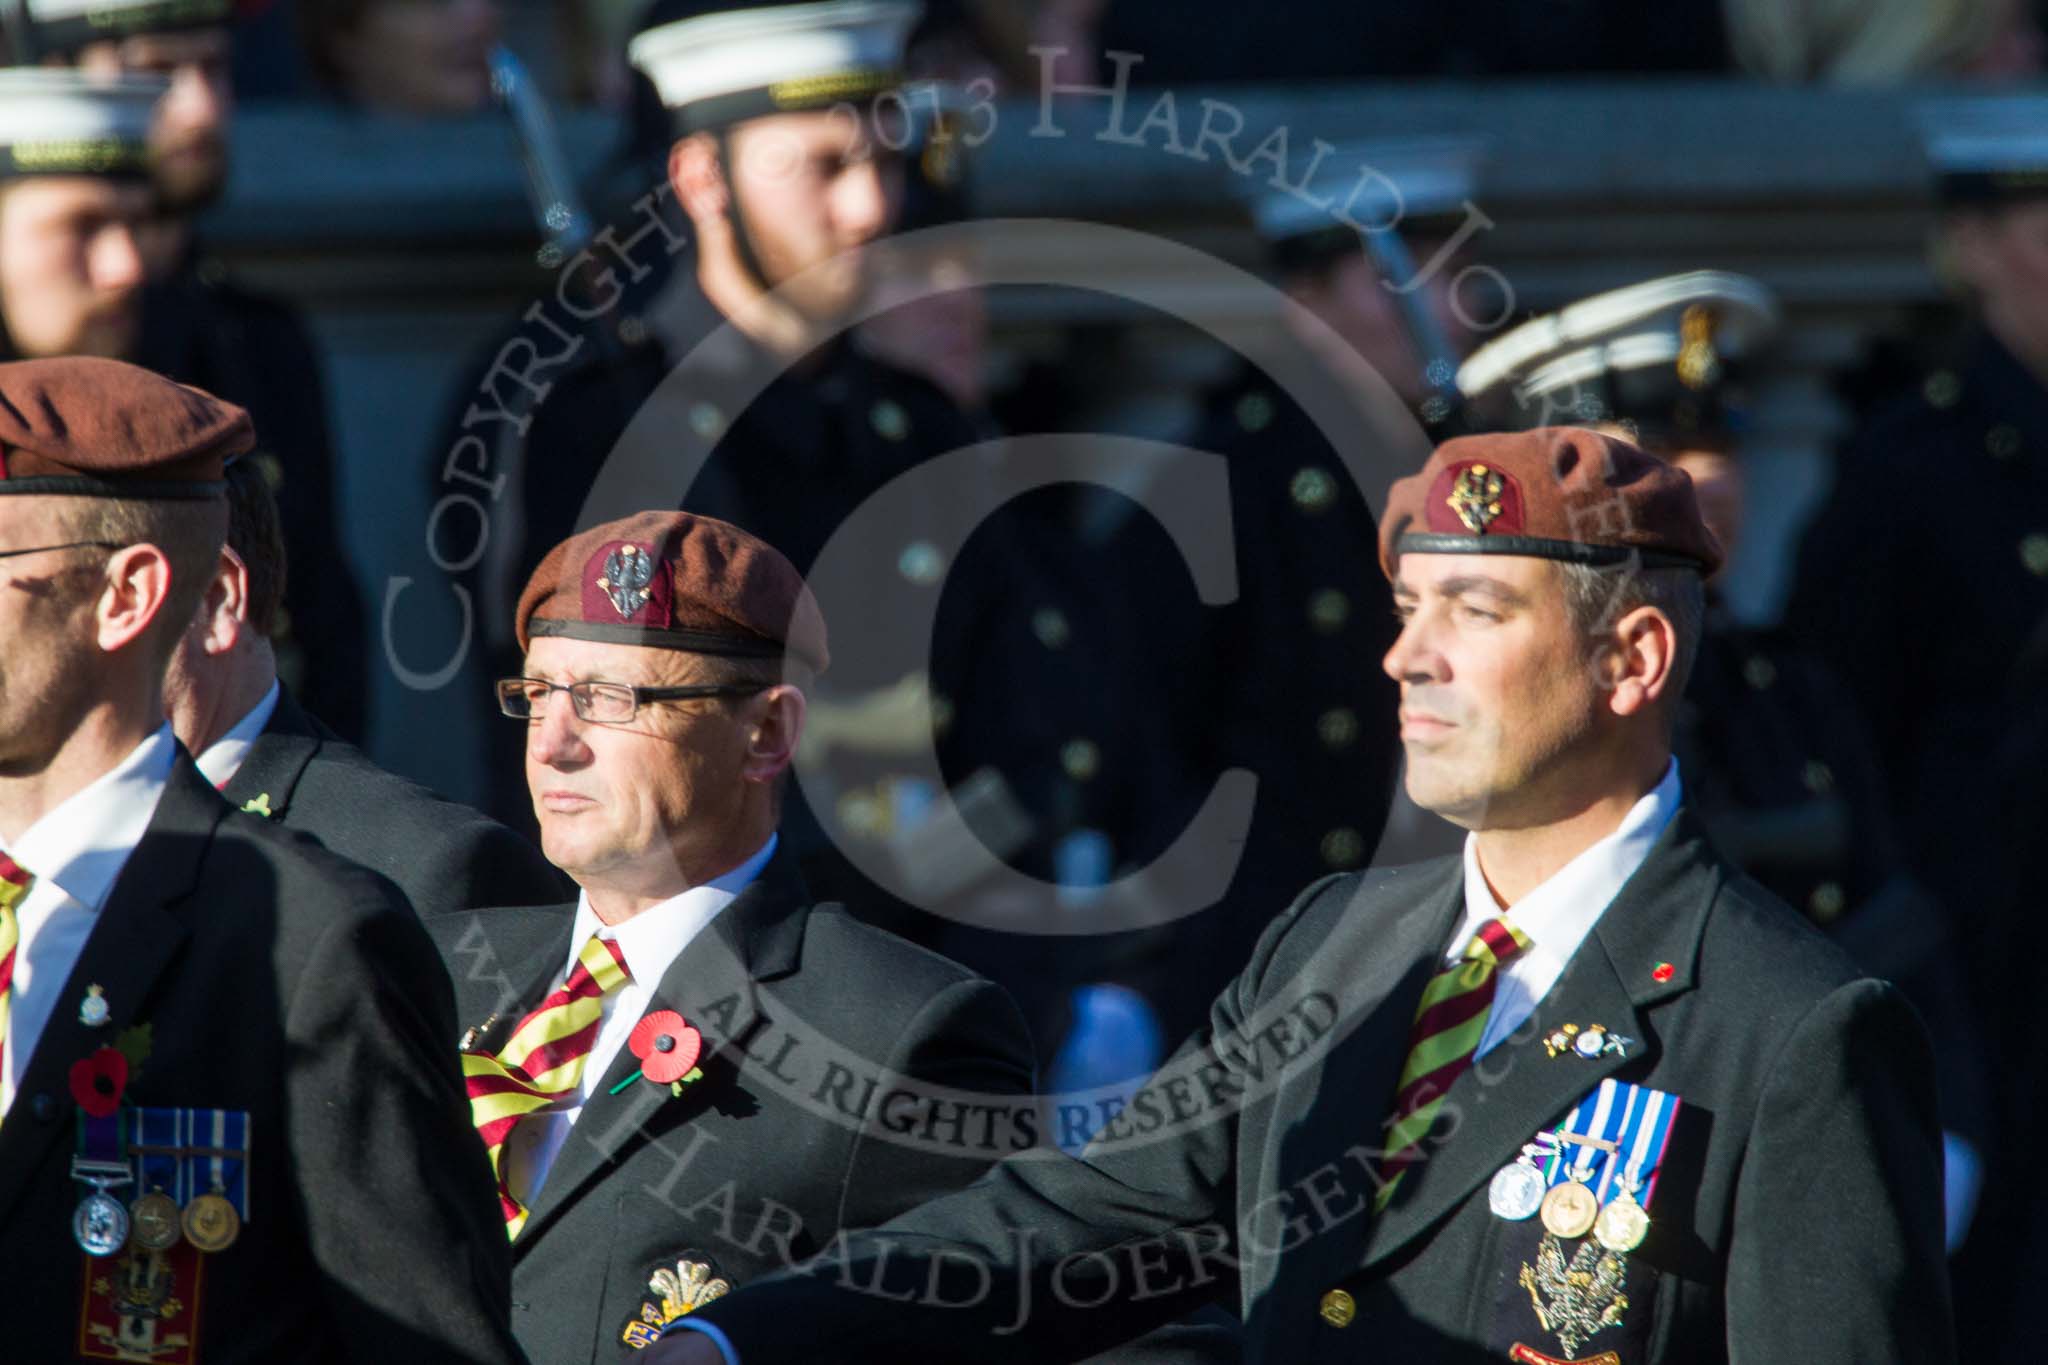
[688,810,1955,1363]
[0,754,524,1363]
[428,850,1041,1364]
[223,687,566,916]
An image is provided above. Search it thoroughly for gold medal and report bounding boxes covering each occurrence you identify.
[182,1190,240,1253]
[130,1189,183,1251]
[1593,1180,1651,1253]
[1539,1178,1598,1240]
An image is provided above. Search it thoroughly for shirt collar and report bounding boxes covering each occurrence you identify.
[565,834,778,990]
[6,725,178,913]
[193,679,282,790]
[1455,758,1683,963]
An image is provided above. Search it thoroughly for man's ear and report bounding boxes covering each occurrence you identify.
[742,684,806,785]
[670,132,729,230]
[194,547,250,657]
[94,543,175,655]
[1605,605,1679,719]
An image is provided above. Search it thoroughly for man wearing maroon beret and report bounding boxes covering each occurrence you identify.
[0,357,525,1362]
[649,427,1954,1364]
[426,510,1037,1365]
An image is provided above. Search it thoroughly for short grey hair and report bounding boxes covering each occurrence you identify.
[1556,560,1706,699]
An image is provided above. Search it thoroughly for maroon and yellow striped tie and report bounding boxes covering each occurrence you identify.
[463,935,630,1238]
[1374,915,1530,1209]
[0,855,35,1123]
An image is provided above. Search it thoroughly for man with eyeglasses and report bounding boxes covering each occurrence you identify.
[426,509,1036,1365]
[162,457,565,918]
[0,355,525,1362]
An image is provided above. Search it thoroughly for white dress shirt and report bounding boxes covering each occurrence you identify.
[1,725,177,1113]
[1452,759,1682,1060]
[192,679,282,790]
[502,834,777,1204]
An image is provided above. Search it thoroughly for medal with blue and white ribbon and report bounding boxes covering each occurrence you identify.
[1494,1079,1681,1246]
[1540,1080,1680,1247]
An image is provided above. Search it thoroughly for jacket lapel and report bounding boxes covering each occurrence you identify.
[220,688,324,820]
[433,905,577,1051]
[1357,811,1721,1272]
[1247,861,1465,1337]
[0,755,219,1227]
[513,852,811,1248]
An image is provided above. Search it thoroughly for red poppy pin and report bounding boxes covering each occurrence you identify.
[70,1046,129,1118]
[610,1010,704,1097]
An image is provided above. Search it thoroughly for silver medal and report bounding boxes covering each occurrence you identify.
[1489,1161,1546,1220]
[74,1189,131,1256]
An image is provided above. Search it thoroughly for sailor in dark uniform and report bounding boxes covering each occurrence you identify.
[6,0,368,737]
[1160,140,1485,1022]
[1784,110,2048,1352]
[1459,268,1991,1252]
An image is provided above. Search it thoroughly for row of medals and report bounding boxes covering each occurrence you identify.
[1488,1141,1649,1253]
[75,1183,240,1258]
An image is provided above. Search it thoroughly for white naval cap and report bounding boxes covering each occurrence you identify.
[1457,270,1780,440]
[1248,136,1485,245]
[1919,96,2048,207]
[0,69,165,179]
[628,0,919,134]
[10,0,233,57]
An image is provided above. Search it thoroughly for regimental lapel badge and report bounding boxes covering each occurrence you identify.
[1519,1235,1629,1358]
[239,793,273,818]
[597,544,657,619]
[1541,1022,1634,1061]
[79,985,110,1028]
[1448,462,1506,533]
[621,1256,732,1349]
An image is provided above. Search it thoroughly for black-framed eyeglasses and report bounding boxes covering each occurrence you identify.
[0,539,120,561]
[496,677,769,724]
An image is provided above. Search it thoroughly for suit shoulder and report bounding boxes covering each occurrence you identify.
[293,740,512,836]
[800,903,991,999]
[1701,871,1870,1006]
[1283,857,1461,938]
[213,804,408,909]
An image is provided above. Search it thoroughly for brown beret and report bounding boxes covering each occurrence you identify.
[0,357,251,499]
[517,510,829,672]
[1379,426,1723,578]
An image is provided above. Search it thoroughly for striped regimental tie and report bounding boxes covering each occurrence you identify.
[0,854,33,1124]
[1374,916,1531,1210]
[463,935,631,1238]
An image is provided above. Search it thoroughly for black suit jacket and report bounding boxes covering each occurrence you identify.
[691,811,1954,1363]
[223,688,567,916]
[428,849,1040,1364]
[0,754,523,1363]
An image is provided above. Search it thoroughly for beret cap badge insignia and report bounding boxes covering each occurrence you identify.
[1448,463,1506,533]
[596,544,658,619]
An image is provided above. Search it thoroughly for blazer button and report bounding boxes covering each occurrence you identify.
[30,1093,57,1122]
[1319,1288,1356,1328]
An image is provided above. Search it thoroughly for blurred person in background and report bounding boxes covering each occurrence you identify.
[0,71,157,362]
[1726,0,2043,81]
[163,458,566,917]
[13,0,371,739]
[1461,268,1992,1257]
[1787,111,2048,1357]
[299,0,502,113]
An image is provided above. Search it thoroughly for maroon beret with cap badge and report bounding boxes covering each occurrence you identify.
[0,356,250,499]
[1378,426,1723,579]
[517,510,830,672]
